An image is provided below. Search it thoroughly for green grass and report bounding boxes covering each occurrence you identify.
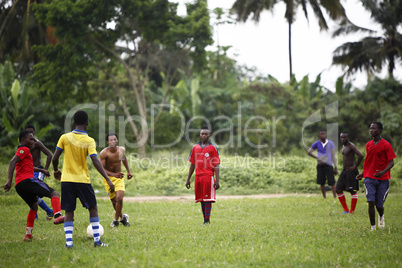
[0,193,401,267]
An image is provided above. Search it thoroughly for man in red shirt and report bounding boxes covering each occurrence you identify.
[356,122,396,231]
[3,130,64,241]
[186,126,220,225]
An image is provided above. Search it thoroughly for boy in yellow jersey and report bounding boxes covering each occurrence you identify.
[100,133,133,228]
[52,111,115,248]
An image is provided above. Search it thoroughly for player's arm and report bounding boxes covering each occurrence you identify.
[3,156,20,192]
[52,148,63,180]
[91,155,115,193]
[121,147,133,180]
[186,164,195,189]
[214,164,220,190]
[307,147,317,159]
[34,166,50,177]
[350,144,364,171]
[374,159,395,178]
[36,140,53,170]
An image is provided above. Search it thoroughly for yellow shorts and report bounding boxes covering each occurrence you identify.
[103,176,125,199]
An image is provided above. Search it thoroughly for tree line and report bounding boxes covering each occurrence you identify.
[0,0,401,158]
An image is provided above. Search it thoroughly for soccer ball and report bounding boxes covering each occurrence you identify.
[86,224,104,237]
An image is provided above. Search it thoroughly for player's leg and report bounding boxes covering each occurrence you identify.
[375,180,389,228]
[317,166,326,198]
[15,180,39,241]
[349,170,359,214]
[34,171,53,218]
[201,202,206,219]
[37,197,54,220]
[364,178,378,230]
[109,194,119,227]
[336,171,349,212]
[326,165,336,198]
[64,210,74,248]
[115,191,130,227]
[61,182,78,248]
[350,192,358,214]
[201,176,216,224]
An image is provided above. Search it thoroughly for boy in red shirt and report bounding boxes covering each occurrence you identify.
[356,122,396,231]
[186,126,220,225]
[3,130,64,241]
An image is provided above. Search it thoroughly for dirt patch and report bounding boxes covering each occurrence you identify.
[98,193,313,203]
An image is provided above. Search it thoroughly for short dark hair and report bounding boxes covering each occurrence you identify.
[372,122,383,130]
[201,125,210,131]
[25,124,35,131]
[19,130,31,142]
[319,130,326,133]
[106,133,118,141]
[74,111,88,125]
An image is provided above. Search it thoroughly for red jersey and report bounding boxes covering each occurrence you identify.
[14,146,34,186]
[189,142,220,176]
[363,139,396,180]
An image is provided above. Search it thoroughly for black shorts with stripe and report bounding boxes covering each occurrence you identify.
[15,178,55,206]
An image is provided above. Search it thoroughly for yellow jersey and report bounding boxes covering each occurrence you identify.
[56,130,97,184]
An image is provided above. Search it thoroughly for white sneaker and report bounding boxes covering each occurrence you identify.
[371,225,376,231]
[378,215,385,228]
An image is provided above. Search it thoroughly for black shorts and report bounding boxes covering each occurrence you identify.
[15,178,55,207]
[336,169,359,193]
[316,165,335,186]
[61,182,97,211]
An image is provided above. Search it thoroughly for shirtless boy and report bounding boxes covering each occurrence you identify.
[100,133,133,228]
[336,132,364,214]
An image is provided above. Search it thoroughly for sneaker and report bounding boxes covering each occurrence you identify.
[202,220,210,225]
[110,220,119,228]
[120,214,130,227]
[46,212,54,221]
[66,244,73,249]
[342,211,350,214]
[378,215,385,228]
[23,234,33,241]
[94,241,109,247]
[371,225,376,231]
[53,215,65,225]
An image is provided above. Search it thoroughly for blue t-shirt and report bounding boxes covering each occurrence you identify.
[311,139,335,165]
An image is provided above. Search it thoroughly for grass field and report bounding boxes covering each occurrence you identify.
[0,193,401,267]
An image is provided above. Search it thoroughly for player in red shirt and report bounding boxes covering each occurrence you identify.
[356,122,396,231]
[3,130,64,241]
[186,126,220,225]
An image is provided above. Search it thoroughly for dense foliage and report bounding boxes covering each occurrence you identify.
[0,0,401,159]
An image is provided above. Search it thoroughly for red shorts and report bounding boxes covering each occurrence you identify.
[195,175,216,203]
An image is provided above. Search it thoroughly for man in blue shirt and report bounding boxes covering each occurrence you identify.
[308,130,338,198]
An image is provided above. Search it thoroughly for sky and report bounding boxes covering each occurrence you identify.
[174,0,402,90]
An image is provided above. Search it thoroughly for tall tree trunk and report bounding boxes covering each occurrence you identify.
[288,22,293,81]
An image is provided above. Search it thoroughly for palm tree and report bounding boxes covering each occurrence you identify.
[332,0,402,78]
[231,0,348,80]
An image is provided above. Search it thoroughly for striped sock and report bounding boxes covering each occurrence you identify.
[64,221,74,248]
[204,202,212,221]
[350,193,358,213]
[90,217,101,243]
[337,193,349,212]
